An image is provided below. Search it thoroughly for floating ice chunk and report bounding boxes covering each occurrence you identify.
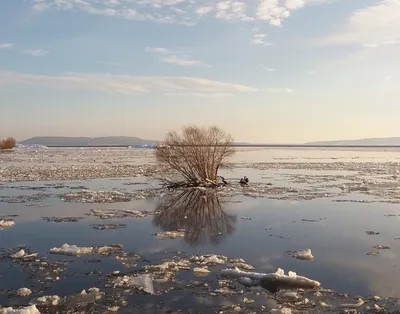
[11,250,25,259]
[294,249,314,261]
[194,267,212,276]
[33,295,60,306]
[111,274,154,294]
[0,304,40,314]
[17,288,32,297]
[271,308,292,314]
[50,244,93,256]
[238,277,259,286]
[155,231,185,239]
[0,220,15,229]
[340,298,365,308]
[221,267,320,289]
[49,244,122,256]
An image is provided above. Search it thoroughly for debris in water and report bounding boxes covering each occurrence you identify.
[365,231,380,235]
[373,245,390,250]
[367,252,380,256]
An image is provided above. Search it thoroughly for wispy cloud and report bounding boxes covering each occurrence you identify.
[165,92,235,98]
[23,49,48,57]
[307,70,317,75]
[317,0,400,47]
[250,33,274,46]
[161,55,210,67]
[0,43,15,50]
[0,70,257,95]
[266,88,294,94]
[145,47,169,54]
[30,0,331,27]
[145,46,210,67]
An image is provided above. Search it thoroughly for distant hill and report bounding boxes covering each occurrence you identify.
[20,136,159,147]
[306,137,400,146]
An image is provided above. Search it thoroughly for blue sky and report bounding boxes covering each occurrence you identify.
[1,0,399,143]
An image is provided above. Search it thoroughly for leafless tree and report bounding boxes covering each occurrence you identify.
[153,188,236,246]
[155,125,235,186]
[0,137,16,150]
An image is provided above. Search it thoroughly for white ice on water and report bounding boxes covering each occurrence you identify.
[112,274,154,294]
[17,288,32,297]
[155,231,185,239]
[10,250,25,259]
[0,305,40,314]
[294,249,314,261]
[50,244,93,256]
[0,220,15,229]
[221,267,321,288]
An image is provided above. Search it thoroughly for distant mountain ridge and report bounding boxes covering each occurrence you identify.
[20,136,159,147]
[306,137,400,146]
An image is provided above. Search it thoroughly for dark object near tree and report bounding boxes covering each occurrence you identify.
[240,176,249,185]
[0,137,16,150]
[155,125,235,186]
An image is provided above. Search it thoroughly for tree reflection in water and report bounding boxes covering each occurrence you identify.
[153,188,237,246]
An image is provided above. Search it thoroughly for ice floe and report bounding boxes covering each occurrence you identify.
[49,244,123,256]
[0,305,40,314]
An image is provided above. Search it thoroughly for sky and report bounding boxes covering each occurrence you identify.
[0,0,399,143]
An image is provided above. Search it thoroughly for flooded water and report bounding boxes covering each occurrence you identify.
[1,147,400,313]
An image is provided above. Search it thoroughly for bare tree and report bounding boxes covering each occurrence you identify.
[155,125,235,186]
[0,137,16,150]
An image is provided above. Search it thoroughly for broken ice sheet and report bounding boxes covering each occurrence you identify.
[42,217,84,223]
[86,208,148,219]
[109,274,154,295]
[0,220,15,230]
[0,304,41,314]
[154,231,185,239]
[221,267,321,290]
[49,243,123,256]
[91,223,127,230]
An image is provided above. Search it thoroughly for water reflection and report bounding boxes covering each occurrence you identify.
[153,188,237,246]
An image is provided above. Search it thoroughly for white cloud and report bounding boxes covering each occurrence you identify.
[256,0,327,26]
[145,47,169,54]
[196,6,213,15]
[250,32,274,46]
[0,70,257,95]
[307,70,317,75]
[215,1,248,20]
[30,0,329,26]
[24,49,49,57]
[0,43,15,50]
[161,55,211,67]
[145,46,210,67]
[318,0,400,47]
[266,87,293,93]
[265,68,276,72]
